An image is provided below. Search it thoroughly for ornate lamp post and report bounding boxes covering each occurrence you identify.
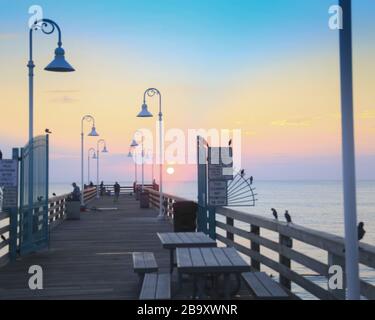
[81,115,99,206]
[28,18,75,142]
[137,88,164,219]
[88,148,97,185]
[96,139,108,198]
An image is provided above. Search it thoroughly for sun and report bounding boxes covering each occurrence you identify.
[166,167,175,175]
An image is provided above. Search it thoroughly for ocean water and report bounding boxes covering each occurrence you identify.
[50,180,375,299]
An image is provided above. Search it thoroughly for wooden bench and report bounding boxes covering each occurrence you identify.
[133,252,158,279]
[139,273,171,300]
[242,272,290,299]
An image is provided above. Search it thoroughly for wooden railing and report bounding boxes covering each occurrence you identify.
[0,211,10,267]
[215,207,375,300]
[0,187,97,267]
[147,189,189,219]
[140,189,375,300]
[102,185,134,195]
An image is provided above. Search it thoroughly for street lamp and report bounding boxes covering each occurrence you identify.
[338,0,360,300]
[128,146,138,184]
[137,88,164,219]
[81,115,99,206]
[96,139,108,198]
[28,19,75,142]
[131,131,145,191]
[88,148,96,185]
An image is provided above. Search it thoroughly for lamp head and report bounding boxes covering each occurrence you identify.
[102,145,108,153]
[137,103,153,118]
[45,47,75,72]
[130,139,139,148]
[88,126,99,137]
[92,152,97,160]
[127,151,133,158]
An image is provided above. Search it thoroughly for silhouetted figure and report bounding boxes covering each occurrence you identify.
[271,208,278,220]
[100,181,105,196]
[229,139,232,146]
[114,182,120,203]
[45,129,52,134]
[1,235,6,242]
[250,176,254,185]
[285,210,292,224]
[89,181,94,188]
[0,150,2,160]
[71,183,81,201]
[358,222,366,241]
[240,169,245,177]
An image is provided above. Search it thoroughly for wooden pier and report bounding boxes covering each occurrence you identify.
[0,187,375,300]
[0,194,173,299]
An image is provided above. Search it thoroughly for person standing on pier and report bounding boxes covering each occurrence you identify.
[70,183,81,202]
[114,182,120,203]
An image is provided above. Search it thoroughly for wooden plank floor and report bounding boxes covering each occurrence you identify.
[0,195,253,300]
[0,195,173,300]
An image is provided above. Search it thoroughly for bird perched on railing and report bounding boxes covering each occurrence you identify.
[285,210,292,224]
[52,193,57,197]
[45,129,52,134]
[271,208,278,220]
[358,222,366,241]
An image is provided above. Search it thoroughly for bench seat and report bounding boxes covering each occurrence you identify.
[133,252,158,275]
[139,273,171,300]
[242,272,289,299]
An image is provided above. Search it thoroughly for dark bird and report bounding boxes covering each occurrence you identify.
[285,210,292,224]
[52,193,57,197]
[45,129,52,134]
[240,169,245,177]
[271,208,278,220]
[358,222,366,241]
[250,176,254,185]
[229,139,232,146]
[1,235,6,242]
[37,196,43,202]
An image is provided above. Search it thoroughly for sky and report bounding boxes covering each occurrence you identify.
[0,0,374,183]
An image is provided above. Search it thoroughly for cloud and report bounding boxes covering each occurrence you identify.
[270,116,319,128]
[50,95,79,104]
[45,90,80,94]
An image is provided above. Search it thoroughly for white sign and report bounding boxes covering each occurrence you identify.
[0,160,18,187]
[0,160,18,208]
[208,181,228,206]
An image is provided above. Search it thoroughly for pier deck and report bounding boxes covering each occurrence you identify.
[0,195,175,300]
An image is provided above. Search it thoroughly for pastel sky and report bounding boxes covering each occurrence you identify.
[0,0,374,183]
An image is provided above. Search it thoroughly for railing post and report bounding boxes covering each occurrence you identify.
[279,234,293,290]
[250,225,261,271]
[9,148,20,261]
[328,252,346,299]
[208,207,216,240]
[226,217,234,243]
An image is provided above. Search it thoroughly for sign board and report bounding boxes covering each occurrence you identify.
[208,181,228,206]
[207,147,233,207]
[208,147,233,181]
[0,160,18,208]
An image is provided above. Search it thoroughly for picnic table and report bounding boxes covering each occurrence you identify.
[157,232,217,273]
[176,247,251,298]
